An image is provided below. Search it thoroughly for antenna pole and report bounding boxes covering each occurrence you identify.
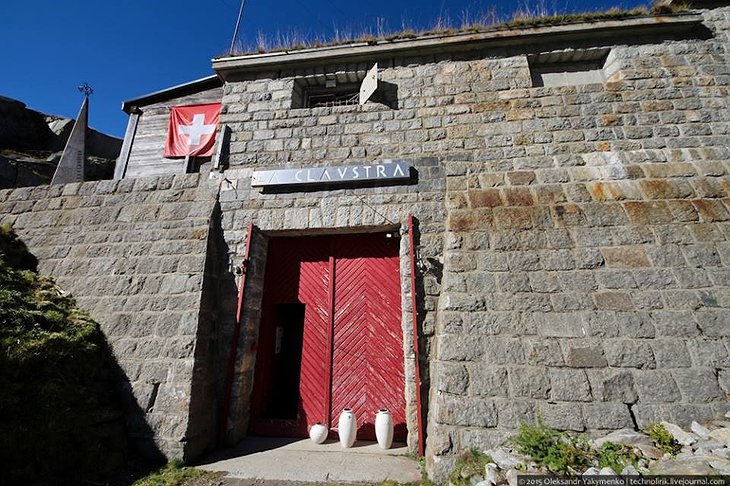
[229,0,247,54]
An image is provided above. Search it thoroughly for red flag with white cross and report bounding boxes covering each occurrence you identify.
[164,103,222,157]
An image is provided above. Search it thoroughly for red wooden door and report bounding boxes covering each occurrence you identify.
[330,234,406,441]
[249,237,330,436]
[249,233,405,442]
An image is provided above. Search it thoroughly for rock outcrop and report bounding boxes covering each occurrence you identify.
[0,96,122,189]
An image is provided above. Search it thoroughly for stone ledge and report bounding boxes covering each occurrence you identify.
[213,15,702,76]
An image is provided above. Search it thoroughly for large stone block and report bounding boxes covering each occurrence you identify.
[436,396,497,427]
[565,345,607,368]
[535,312,587,338]
[524,338,564,366]
[604,340,655,369]
[635,371,681,403]
[583,403,634,429]
[672,369,723,402]
[696,310,730,336]
[536,402,585,431]
[651,340,692,368]
[468,366,508,397]
[549,368,592,402]
[508,366,550,399]
[436,363,469,395]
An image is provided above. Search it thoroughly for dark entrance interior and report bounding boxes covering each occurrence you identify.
[264,304,305,420]
[249,232,406,441]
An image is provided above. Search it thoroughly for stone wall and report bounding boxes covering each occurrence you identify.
[0,174,220,459]
[1,5,729,481]
[214,160,446,451]
[211,6,730,481]
[428,7,730,479]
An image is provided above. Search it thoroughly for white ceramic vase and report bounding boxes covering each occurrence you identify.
[375,409,394,449]
[309,422,328,444]
[338,408,357,448]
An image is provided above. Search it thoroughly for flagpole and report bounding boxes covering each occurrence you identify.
[229,0,247,54]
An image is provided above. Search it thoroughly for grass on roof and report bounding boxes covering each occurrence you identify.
[226,1,691,57]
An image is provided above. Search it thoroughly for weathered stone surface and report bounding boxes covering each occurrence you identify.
[604,340,655,369]
[673,369,723,402]
[708,428,730,447]
[661,421,697,446]
[583,403,634,430]
[437,396,497,427]
[593,429,653,448]
[537,402,585,431]
[565,345,607,368]
[509,367,550,399]
[437,363,469,395]
[635,371,681,403]
[691,421,710,439]
[550,368,592,402]
[0,175,217,462]
[469,366,508,397]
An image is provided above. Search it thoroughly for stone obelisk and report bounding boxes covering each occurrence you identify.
[51,83,92,184]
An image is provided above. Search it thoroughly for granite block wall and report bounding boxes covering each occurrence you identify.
[1,5,728,481]
[0,174,220,459]
[210,6,730,481]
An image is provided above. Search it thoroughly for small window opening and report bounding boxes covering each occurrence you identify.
[529,48,611,87]
[291,66,398,109]
[304,84,360,108]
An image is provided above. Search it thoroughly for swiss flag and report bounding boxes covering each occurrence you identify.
[164,103,222,157]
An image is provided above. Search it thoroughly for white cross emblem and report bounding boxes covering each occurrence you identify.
[178,114,215,146]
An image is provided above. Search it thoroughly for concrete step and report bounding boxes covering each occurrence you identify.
[197,437,422,485]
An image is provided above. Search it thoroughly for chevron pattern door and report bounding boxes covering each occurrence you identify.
[249,233,406,442]
[249,236,331,436]
[330,234,406,441]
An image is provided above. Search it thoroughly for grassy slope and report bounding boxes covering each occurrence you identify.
[0,224,126,484]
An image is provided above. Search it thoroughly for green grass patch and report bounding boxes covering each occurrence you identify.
[597,441,641,472]
[448,448,494,486]
[1,224,126,484]
[132,460,223,486]
[649,423,682,456]
[511,417,593,474]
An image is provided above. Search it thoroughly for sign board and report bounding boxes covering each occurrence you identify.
[359,63,378,105]
[251,160,412,189]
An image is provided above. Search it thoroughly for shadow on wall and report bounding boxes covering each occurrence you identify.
[0,225,164,485]
[411,216,437,451]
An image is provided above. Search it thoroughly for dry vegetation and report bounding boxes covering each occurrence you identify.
[226,0,690,56]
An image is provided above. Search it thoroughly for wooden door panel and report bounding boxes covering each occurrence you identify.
[250,234,405,442]
[331,234,406,441]
[250,237,330,437]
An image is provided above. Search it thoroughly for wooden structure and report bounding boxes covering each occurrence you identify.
[114,75,223,179]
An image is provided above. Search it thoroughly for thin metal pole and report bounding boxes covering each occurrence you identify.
[229,0,247,54]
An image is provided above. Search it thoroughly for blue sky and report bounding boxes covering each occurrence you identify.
[1,0,647,139]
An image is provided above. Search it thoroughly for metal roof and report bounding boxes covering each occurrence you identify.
[121,75,222,113]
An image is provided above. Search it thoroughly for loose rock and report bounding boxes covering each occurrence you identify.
[691,421,710,439]
[486,448,524,470]
[593,429,653,448]
[661,421,697,446]
[709,428,730,447]
[620,465,638,476]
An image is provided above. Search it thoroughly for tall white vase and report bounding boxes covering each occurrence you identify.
[375,409,394,449]
[309,422,328,444]
[338,408,357,448]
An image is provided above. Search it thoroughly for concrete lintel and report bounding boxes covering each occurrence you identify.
[213,14,703,78]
